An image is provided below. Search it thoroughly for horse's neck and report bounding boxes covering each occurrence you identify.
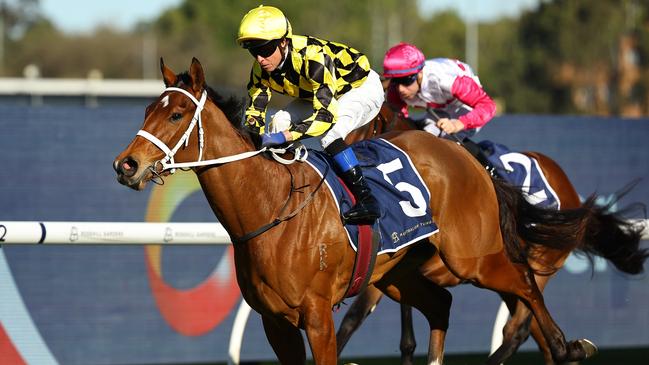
[196,107,289,240]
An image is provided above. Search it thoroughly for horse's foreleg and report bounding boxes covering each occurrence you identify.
[468,252,596,363]
[399,304,416,365]
[336,285,384,356]
[261,314,306,365]
[498,296,557,365]
[419,283,451,365]
[513,272,564,365]
[377,274,452,365]
[529,273,558,365]
[303,296,338,365]
[529,314,557,365]
[488,272,560,365]
[486,294,533,365]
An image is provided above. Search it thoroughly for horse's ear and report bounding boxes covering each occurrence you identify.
[189,57,205,93]
[160,58,176,87]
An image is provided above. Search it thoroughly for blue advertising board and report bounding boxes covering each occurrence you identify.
[1,103,648,364]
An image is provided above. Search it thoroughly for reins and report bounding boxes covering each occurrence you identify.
[426,107,465,145]
[137,86,329,243]
[138,86,307,174]
[232,162,330,244]
[426,107,499,177]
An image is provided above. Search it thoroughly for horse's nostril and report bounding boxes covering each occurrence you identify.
[119,157,138,177]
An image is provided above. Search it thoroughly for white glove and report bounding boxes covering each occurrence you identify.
[268,110,292,133]
[422,118,442,137]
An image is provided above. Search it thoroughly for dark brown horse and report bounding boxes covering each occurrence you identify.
[338,105,648,365]
[113,58,644,364]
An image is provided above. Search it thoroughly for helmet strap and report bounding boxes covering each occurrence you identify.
[278,38,289,68]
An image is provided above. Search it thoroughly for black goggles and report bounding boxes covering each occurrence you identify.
[391,74,418,86]
[246,39,280,58]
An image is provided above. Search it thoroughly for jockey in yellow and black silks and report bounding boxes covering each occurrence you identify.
[237,5,384,225]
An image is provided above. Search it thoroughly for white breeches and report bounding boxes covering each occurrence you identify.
[268,69,384,149]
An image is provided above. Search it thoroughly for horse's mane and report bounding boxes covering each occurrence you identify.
[173,72,246,129]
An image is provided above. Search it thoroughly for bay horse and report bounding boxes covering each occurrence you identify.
[338,106,648,364]
[113,58,644,364]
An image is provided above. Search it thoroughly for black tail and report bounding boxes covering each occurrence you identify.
[493,178,648,275]
[575,182,648,275]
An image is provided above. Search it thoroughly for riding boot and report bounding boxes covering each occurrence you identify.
[329,144,381,225]
[339,165,381,225]
[461,138,499,177]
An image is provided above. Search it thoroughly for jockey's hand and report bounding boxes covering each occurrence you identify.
[261,131,290,148]
[269,110,292,132]
[436,118,465,134]
[421,118,442,136]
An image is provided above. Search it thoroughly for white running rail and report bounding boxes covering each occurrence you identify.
[2,220,647,245]
[0,221,231,245]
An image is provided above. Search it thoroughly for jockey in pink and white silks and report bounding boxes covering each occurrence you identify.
[383,42,496,141]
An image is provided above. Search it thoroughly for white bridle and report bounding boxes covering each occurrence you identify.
[136,87,307,174]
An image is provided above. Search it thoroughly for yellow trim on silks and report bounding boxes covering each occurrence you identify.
[237,5,292,44]
[245,34,370,141]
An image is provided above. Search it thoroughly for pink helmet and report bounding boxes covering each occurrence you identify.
[383,42,425,78]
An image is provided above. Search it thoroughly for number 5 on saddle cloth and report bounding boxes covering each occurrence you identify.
[305,138,439,254]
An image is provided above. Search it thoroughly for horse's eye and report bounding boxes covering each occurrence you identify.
[170,113,182,122]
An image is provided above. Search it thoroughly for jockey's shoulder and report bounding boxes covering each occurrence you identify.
[293,34,360,55]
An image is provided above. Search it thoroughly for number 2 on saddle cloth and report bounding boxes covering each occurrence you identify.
[476,140,561,209]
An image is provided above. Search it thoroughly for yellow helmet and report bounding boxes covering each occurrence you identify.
[237,5,292,48]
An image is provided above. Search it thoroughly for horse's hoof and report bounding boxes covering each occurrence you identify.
[577,338,598,358]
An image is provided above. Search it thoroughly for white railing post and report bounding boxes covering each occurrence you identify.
[228,300,253,365]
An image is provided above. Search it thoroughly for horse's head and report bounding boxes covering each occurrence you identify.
[113,57,210,190]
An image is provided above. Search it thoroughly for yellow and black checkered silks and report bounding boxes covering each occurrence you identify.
[245,34,371,141]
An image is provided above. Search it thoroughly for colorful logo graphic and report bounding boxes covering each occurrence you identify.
[144,172,241,336]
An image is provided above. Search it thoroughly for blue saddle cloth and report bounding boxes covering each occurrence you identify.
[479,140,560,209]
[305,138,439,254]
